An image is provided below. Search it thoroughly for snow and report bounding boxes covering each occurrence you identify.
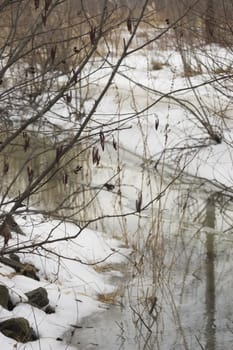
[1,28,233,349]
[0,214,130,349]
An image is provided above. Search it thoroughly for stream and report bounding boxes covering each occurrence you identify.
[69,190,233,350]
[2,134,233,350]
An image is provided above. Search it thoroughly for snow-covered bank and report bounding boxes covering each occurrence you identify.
[0,213,130,349]
[90,45,233,190]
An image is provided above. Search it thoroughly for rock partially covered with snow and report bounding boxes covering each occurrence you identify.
[0,317,37,343]
[25,287,49,309]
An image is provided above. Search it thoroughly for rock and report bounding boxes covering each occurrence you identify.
[0,285,13,310]
[0,221,12,246]
[0,285,10,309]
[0,317,37,342]
[0,257,40,281]
[0,256,22,271]
[45,305,55,314]
[26,287,49,308]
[4,214,25,235]
[9,253,20,262]
[20,264,40,281]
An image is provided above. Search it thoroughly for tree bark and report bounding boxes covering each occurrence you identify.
[205,0,215,43]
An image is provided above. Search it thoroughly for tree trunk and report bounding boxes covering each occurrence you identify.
[205,0,215,43]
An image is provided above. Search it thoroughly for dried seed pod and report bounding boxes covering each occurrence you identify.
[3,160,9,175]
[23,132,30,152]
[103,183,115,191]
[127,16,132,34]
[41,13,47,26]
[66,92,72,103]
[56,145,63,163]
[92,147,96,164]
[112,136,117,150]
[90,27,96,45]
[74,165,82,174]
[154,115,159,130]
[71,69,78,84]
[51,46,57,63]
[0,220,12,246]
[123,38,126,51]
[92,147,100,165]
[164,123,169,133]
[96,154,100,166]
[99,131,105,151]
[45,0,52,12]
[92,148,95,164]
[25,66,36,77]
[27,166,34,183]
[63,173,68,185]
[136,191,142,213]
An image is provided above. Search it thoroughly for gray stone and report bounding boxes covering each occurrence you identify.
[9,253,20,262]
[0,257,40,281]
[0,285,9,309]
[26,287,49,308]
[45,304,55,314]
[0,317,37,342]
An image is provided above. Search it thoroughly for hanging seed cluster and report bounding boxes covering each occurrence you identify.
[92,131,118,166]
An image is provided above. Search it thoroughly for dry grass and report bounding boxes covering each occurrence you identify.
[0,1,93,72]
[150,59,169,71]
[211,65,233,75]
[182,64,203,77]
[93,261,126,274]
[97,289,124,305]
